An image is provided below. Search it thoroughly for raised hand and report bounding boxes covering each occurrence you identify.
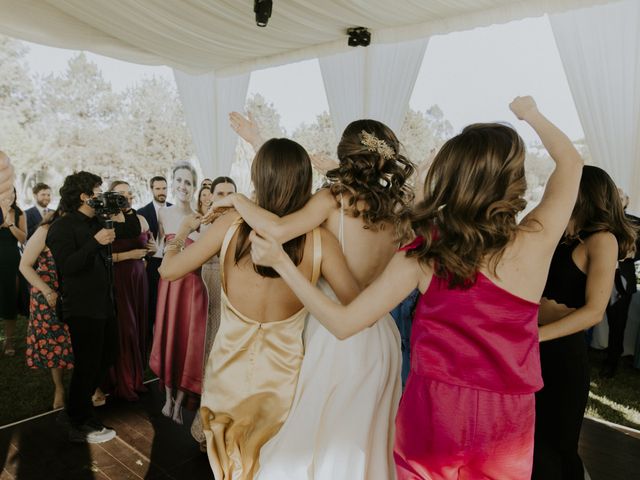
[509,96,538,121]
[250,229,286,268]
[0,152,14,203]
[229,111,263,150]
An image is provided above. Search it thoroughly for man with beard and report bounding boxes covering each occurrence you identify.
[25,182,53,239]
[138,176,172,336]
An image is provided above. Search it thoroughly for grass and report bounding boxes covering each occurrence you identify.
[1,317,639,430]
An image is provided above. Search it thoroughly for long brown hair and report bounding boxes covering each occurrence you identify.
[570,166,637,259]
[234,138,313,277]
[327,119,414,237]
[409,123,528,288]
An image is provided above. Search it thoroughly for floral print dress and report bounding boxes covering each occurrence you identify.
[25,248,74,369]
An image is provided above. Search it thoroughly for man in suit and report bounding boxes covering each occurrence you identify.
[25,182,52,239]
[137,176,171,337]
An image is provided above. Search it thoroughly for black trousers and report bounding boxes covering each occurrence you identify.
[532,332,590,480]
[605,295,633,365]
[146,257,162,339]
[65,315,118,425]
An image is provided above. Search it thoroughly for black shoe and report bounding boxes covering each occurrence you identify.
[600,361,617,379]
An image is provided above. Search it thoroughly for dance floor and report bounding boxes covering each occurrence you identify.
[0,380,638,480]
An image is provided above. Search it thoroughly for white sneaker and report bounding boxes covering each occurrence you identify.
[69,423,117,444]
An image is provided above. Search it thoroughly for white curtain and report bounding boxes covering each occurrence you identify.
[550,0,640,212]
[173,70,250,178]
[319,38,428,139]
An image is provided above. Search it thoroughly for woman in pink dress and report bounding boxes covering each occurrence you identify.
[150,162,208,424]
[250,97,584,479]
[104,181,154,401]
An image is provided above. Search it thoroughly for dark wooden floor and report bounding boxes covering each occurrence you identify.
[0,382,638,479]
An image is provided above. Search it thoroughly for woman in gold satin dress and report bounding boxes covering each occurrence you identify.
[159,138,360,479]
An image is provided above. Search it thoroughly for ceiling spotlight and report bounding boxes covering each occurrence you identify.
[254,0,273,27]
[347,27,371,47]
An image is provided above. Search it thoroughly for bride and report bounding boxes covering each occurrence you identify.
[206,114,414,479]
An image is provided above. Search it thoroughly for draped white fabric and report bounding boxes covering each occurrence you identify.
[319,38,428,138]
[0,0,615,74]
[173,71,250,178]
[550,0,640,212]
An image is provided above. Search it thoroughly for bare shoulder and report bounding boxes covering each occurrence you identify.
[585,231,618,253]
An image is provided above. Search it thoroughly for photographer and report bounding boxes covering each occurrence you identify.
[46,171,140,443]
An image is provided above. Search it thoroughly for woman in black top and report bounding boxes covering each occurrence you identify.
[0,187,27,356]
[533,166,637,479]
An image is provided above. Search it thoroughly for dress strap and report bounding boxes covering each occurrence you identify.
[219,218,243,291]
[339,193,345,251]
[311,227,322,284]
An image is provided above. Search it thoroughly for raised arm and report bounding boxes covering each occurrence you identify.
[212,188,336,244]
[250,230,424,339]
[539,232,618,341]
[159,212,237,281]
[317,228,361,305]
[513,97,583,249]
[0,152,14,202]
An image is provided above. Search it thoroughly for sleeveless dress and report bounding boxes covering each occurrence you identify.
[200,220,322,480]
[25,247,74,369]
[532,235,592,479]
[105,231,150,400]
[150,234,209,407]
[394,237,542,480]
[0,210,21,320]
[257,205,402,480]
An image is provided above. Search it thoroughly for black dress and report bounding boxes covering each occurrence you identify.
[0,210,21,319]
[532,234,593,480]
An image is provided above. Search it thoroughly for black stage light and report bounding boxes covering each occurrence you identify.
[255,0,273,27]
[347,27,371,47]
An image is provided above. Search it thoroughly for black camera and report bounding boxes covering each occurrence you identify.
[254,0,272,27]
[87,192,128,217]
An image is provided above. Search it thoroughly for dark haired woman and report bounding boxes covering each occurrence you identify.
[532,165,637,479]
[159,138,358,479]
[103,180,153,401]
[19,208,73,408]
[217,115,413,479]
[250,97,583,479]
[0,187,26,356]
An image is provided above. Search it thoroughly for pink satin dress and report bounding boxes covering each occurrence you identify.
[150,234,209,407]
[394,238,542,480]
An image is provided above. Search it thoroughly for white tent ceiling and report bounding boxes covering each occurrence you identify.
[0,0,613,75]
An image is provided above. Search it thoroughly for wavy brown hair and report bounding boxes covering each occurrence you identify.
[326,119,414,237]
[408,123,527,288]
[234,138,313,278]
[569,166,637,259]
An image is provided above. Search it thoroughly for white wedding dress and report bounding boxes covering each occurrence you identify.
[256,208,402,480]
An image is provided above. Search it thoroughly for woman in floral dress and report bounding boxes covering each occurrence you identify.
[20,210,73,409]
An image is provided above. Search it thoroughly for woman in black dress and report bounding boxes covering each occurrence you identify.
[0,187,27,356]
[533,166,637,479]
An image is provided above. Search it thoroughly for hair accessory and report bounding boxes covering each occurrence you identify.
[360,130,395,160]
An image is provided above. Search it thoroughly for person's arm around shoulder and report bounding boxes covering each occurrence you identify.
[539,231,618,341]
[159,211,238,281]
[209,188,335,244]
[250,229,426,339]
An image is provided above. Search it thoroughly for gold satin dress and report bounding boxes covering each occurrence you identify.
[200,220,322,479]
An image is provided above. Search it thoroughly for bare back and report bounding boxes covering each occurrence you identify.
[323,194,397,288]
[223,221,320,323]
